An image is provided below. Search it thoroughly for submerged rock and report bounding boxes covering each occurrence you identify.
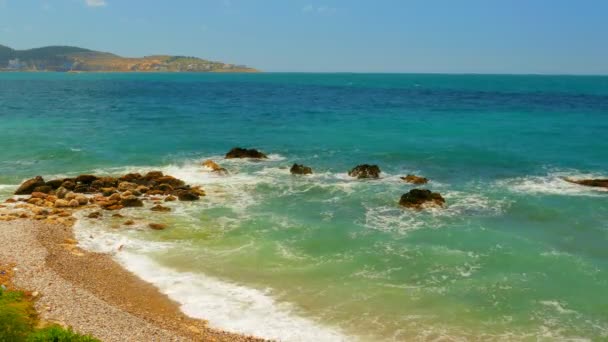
[348,164,381,179]
[401,174,429,185]
[151,205,171,212]
[290,164,313,175]
[225,147,268,159]
[15,176,45,195]
[176,190,200,201]
[87,211,102,219]
[563,177,608,189]
[149,223,167,230]
[399,189,445,209]
[120,196,144,207]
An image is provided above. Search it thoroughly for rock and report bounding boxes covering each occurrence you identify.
[143,171,164,180]
[65,192,77,201]
[106,204,124,211]
[348,164,381,179]
[73,185,91,193]
[118,182,138,192]
[30,192,49,199]
[151,205,171,212]
[4,198,17,203]
[136,185,150,194]
[45,179,65,189]
[177,190,200,201]
[68,199,80,208]
[290,164,313,175]
[202,160,228,173]
[60,180,76,190]
[15,176,45,195]
[112,213,124,218]
[87,211,102,219]
[146,190,165,196]
[91,177,118,188]
[225,147,268,159]
[75,174,98,184]
[124,220,135,226]
[401,174,429,185]
[120,196,144,207]
[75,195,89,206]
[101,187,117,196]
[190,187,206,196]
[27,198,44,206]
[54,199,70,208]
[164,195,177,202]
[119,173,142,182]
[33,185,53,194]
[399,189,445,209]
[149,223,167,230]
[108,193,122,202]
[55,187,69,199]
[154,184,174,193]
[155,176,185,188]
[563,178,608,189]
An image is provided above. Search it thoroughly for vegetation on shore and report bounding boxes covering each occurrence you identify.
[0,265,99,341]
[0,44,258,73]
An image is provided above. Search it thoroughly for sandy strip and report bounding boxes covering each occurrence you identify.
[0,219,265,342]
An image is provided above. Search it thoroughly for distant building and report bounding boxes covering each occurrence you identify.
[7,58,26,70]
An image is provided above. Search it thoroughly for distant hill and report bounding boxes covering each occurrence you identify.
[0,44,259,73]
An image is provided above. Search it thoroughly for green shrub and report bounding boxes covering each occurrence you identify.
[27,326,99,342]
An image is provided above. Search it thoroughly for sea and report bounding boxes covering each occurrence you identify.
[1,72,607,341]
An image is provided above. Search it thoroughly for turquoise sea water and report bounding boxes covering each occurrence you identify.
[1,73,608,341]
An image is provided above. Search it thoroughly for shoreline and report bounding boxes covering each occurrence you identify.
[0,219,265,342]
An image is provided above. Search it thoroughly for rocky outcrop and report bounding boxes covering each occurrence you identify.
[290,164,313,175]
[401,174,428,185]
[202,160,228,173]
[563,177,608,189]
[14,176,46,195]
[399,189,445,209]
[348,165,381,179]
[225,147,268,159]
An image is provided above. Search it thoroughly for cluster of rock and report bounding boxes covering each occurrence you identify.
[348,164,381,179]
[225,147,268,159]
[1,171,204,227]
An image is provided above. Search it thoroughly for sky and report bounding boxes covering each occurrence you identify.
[0,0,607,74]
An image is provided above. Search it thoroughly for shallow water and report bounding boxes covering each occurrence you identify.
[1,73,608,341]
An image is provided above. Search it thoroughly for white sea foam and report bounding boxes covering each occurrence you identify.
[497,171,608,197]
[115,252,349,342]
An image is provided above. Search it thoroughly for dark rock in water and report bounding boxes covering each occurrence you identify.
[151,204,171,212]
[73,185,91,193]
[154,184,174,193]
[144,171,164,181]
[225,147,268,159]
[15,176,45,195]
[399,189,445,209]
[348,164,381,179]
[87,211,102,219]
[177,190,200,201]
[120,196,144,207]
[164,195,177,202]
[119,173,143,182]
[61,180,76,190]
[33,185,53,194]
[155,176,185,188]
[563,177,608,189]
[75,174,98,184]
[290,164,313,175]
[401,174,429,185]
[149,223,167,230]
[45,179,65,190]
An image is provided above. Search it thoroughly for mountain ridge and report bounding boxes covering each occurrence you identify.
[0,44,259,73]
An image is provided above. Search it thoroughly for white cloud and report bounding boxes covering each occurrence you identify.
[86,0,107,7]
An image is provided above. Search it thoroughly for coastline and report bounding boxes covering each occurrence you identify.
[0,219,265,342]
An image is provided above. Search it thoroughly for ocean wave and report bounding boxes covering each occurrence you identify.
[497,171,608,197]
[114,252,350,342]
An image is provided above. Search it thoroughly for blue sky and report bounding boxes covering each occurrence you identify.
[0,0,607,74]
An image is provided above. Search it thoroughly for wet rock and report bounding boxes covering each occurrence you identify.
[73,184,92,193]
[27,198,44,206]
[348,164,381,179]
[68,199,80,208]
[55,199,70,208]
[106,204,124,211]
[108,193,122,202]
[164,195,177,202]
[177,190,200,201]
[112,213,124,218]
[225,147,268,159]
[15,176,45,195]
[92,177,118,189]
[118,182,138,192]
[151,205,171,212]
[154,184,174,193]
[75,195,89,206]
[87,211,102,219]
[399,189,445,209]
[101,187,117,196]
[155,176,185,188]
[146,190,165,196]
[120,196,144,207]
[143,171,164,181]
[202,160,228,173]
[119,173,142,182]
[563,177,608,189]
[4,198,17,203]
[45,179,65,189]
[33,185,53,194]
[124,220,135,226]
[60,180,76,190]
[148,223,167,230]
[290,164,313,175]
[30,192,49,199]
[55,187,69,199]
[75,175,98,184]
[401,174,429,185]
[65,192,77,201]
[190,187,206,196]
